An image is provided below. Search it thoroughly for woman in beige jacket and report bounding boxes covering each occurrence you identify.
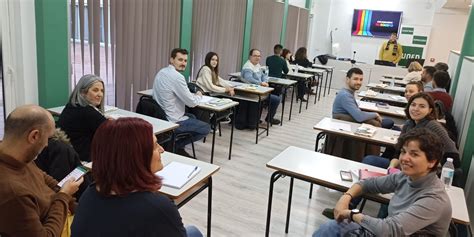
[196,52,234,96]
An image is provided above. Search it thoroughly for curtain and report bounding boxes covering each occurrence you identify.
[191,0,246,80]
[284,5,299,53]
[250,0,284,60]
[297,8,310,51]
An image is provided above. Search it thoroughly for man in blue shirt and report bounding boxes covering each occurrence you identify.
[152,48,210,156]
[333,68,382,123]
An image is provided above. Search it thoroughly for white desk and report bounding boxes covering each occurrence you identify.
[358,90,408,106]
[285,71,314,112]
[366,83,405,94]
[357,100,406,125]
[313,63,335,96]
[47,106,178,135]
[290,66,326,101]
[265,146,471,236]
[380,78,408,87]
[268,77,297,125]
[382,74,404,80]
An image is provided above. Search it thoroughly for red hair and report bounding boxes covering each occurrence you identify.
[91,117,161,196]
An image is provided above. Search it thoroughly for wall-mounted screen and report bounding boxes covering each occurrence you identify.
[352,9,402,38]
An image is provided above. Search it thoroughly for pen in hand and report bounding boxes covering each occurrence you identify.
[187,166,198,178]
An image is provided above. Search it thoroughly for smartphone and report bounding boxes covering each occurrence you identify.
[57,166,88,187]
[340,170,353,182]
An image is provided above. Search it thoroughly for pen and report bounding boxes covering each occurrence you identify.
[187,166,198,178]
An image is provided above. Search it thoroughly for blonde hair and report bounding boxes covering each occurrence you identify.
[407,61,423,73]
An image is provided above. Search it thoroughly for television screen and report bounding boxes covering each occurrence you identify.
[352,9,402,38]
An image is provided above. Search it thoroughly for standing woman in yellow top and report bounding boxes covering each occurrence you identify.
[379,32,403,64]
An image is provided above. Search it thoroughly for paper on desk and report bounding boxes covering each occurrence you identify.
[390,95,405,101]
[199,96,214,103]
[395,110,405,115]
[108,114,126,120]
[104,105,118,113]
[330,122,351,132]
[155,161,201,189]
[358,101,377,110]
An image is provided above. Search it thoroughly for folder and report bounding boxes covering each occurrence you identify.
[155,162,201,189]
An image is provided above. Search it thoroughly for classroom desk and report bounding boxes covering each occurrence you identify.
[358,90,408,106]
[313,117,400,149]
[225,81,275,144]
[268,77,297,125]
[366,83,405,94]
[357,100,406,124]
[290,65,326,101]
[160,152,220,237]
[265,146,471,236]
[313,64,335,96]
[380,78,408,87]
[382,74,404,80]
[136,90,239,163]
[47,106,179,135]
[285,71,314,112]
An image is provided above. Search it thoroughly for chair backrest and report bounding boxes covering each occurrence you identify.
[135,96,168,121]
[434,100,458,144]
[187,82,205,94]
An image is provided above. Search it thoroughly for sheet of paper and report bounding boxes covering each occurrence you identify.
[330,122,351,132]
[395,110,405,115]
[199,95,214,103]
[358,101,377,110]
[108,114,126,119]
[155,161,201,189]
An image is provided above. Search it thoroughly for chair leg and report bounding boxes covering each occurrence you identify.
[191,141,196,159]
[218,122,222,137]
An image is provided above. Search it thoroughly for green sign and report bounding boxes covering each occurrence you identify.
[413,35,428,45]
[401,27,414,35]
[399,46,424,67]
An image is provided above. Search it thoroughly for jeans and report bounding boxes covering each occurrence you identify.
[175,113,211,149]
[381,118,394,129]
[297,81,306,99]
[313,220,361,237]
[235,94,281,129]
[185,225,203,237]
[266,94,281,121]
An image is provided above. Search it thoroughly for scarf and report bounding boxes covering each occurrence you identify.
[385,40,399,56]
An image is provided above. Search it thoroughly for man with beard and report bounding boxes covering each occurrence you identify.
[0,105,83,237]
[332,68,382,123]
[421,66,436,92]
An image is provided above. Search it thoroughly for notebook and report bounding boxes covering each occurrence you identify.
[155,162,201,189]
[359,167,400,180]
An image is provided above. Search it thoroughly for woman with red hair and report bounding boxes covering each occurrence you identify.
[71,118,202,237]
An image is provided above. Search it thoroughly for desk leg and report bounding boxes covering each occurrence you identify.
[266,95,270,136]
[265,171,283,237]
[328,69,333,95]
[306,80,310,110]
[172,131,176,153]
[210,114,217,164]
[318,73,323,101]
[207,177,213,237]
[228,107,235,160]
[280,87,287,126]
[285,177,294,233]
[256,97,261,144]
[289,84,295,121]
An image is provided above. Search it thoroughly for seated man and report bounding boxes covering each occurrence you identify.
[428,70,453,112]
[421,66,436,92]
[0,105,83,236]
[152,48,211,156]
[266,44,289,79]
[236,49,281,129]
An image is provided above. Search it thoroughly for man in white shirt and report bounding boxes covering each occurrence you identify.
[152,48,210,156]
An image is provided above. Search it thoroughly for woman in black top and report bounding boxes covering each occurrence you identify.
[57,74,107,162]
[294,47,317,95]
[71,118,202,237]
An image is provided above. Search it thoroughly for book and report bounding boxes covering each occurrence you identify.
[155,162,201,189]
[354,123,377,137]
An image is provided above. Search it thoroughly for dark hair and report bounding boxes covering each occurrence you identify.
[346,67,363,78]
[294,47,307,61]
[396,128,444,172]
[273,44,283,54]
[91,118,161,197]
[433,71,450,89]
[404,92,436,121]
[281,48,291,60]
[434,62,449,72]
[199,52,219,85]
[170,48,188,59]
[406,81,424,92]
[4,106,50,140]
[423,66,436,78]
[249,48,260,57]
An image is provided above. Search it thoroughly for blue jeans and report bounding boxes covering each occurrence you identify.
[267,94,281,121]
[175,113,211,149]
[362,155,391,169]
[313,220,361,237]
[185,225,203,237]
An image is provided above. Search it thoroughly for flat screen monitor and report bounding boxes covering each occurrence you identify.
[352,9,403,38]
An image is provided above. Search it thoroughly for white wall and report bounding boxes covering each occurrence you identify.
[289,0,307,8]
[307,0,468,64]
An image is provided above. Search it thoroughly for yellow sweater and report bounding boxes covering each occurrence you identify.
[379,41,403,64]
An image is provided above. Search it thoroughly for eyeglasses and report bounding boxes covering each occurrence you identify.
[251,55,261,58]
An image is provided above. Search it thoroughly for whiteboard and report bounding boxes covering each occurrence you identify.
[447,50,461,85]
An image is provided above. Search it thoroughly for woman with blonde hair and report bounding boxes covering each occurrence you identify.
[403,61,423,82]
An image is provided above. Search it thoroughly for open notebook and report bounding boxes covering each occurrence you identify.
[155,162,201,189]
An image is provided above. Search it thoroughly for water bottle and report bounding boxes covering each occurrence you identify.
[441,158,455,189]
[295,63,299,73]
[390,78,395,87]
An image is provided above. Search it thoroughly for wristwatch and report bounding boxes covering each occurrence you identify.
[350,209,360,221]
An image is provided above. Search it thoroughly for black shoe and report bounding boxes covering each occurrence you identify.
[176,148,193,158]
[322,208,335,219]
[271,119,281,125]
[299,97,308,102]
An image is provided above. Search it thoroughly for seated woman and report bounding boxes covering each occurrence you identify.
[294,47,317,95]
[196,52,234,96]
[71,118,202,237]
[314,128,452,237]
[282,48,306,102]
[403,61,423,82]
[57,74,107,162]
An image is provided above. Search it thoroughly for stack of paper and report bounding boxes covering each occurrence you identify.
[155,162,201,189]
[365,90,378,97]
[376,83,388,88]
[207,98,232,106]
[355,123,377,137]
